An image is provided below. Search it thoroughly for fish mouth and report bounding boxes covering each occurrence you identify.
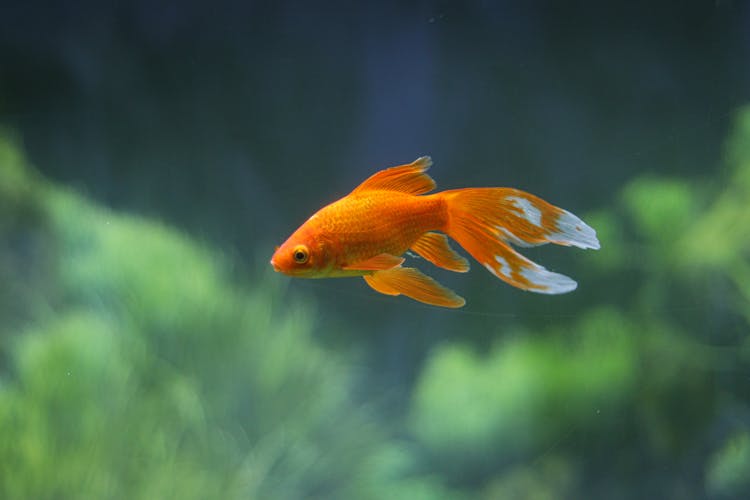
[270,259,281,272]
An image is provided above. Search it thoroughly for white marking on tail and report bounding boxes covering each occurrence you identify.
[506,196,542,227]
[494,255,512,278]
[496,226,537,247]
[520,265,578,294]
[550,209,600,250]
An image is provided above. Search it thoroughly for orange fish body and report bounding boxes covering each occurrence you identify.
[270,157,599,308]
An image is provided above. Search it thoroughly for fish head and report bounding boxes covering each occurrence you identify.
[270,226,328,278]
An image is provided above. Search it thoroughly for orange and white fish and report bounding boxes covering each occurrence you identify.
[270,157,599,308]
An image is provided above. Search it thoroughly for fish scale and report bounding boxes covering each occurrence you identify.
[314,191,444,264]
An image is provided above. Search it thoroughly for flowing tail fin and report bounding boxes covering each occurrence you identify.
[442,188,599,294]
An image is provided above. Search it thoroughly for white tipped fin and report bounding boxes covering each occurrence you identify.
[506,195,543,226]
[549,209,600,250]
[472,188,601,251]
[443,187,595,296]
[480,243,578,294]
[519,262,578,294]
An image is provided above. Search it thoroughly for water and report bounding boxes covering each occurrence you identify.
[1,2,749,498]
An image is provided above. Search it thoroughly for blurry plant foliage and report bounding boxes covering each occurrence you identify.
[706,430,750,498]
[1,105,750,499]
[409,106,750,497]
[0,132,441,499]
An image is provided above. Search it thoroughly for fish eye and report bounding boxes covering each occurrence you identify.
[292,245,309,264]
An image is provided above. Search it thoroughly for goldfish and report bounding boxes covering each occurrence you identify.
[270,157,599,308]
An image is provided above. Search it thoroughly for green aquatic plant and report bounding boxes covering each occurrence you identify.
[0,132,438,500]
[410,308,637,469]
[706,430,750,498]
[407,107,750,497]
[2,101,750,499]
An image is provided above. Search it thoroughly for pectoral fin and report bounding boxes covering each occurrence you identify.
[411,232,470,273]
[342,253,404,271]
[363,267,465,308]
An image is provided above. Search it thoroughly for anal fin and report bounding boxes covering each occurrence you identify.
[410,232,470,272]
[363,267,465,308]
[363,274,400,296]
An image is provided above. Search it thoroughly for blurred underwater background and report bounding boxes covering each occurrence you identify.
[1,1,750,499]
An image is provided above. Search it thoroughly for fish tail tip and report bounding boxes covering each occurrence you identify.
[414,156,433,169]
[526,268,578,294]
[553,210,601,250]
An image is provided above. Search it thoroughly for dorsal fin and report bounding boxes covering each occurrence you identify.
[351,156,436,195]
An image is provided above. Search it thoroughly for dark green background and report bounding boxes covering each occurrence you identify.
[1,1,750,498]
